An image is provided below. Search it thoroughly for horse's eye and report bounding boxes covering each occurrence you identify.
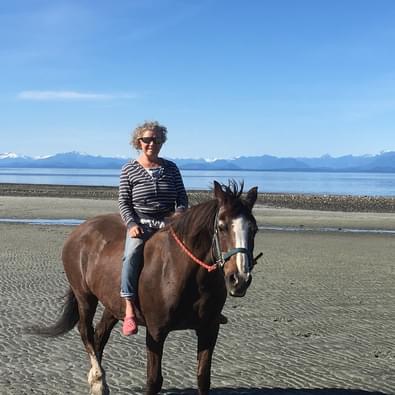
[218,222,227,232]
[249,222,258,234]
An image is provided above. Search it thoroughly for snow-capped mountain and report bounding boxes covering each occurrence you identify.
[0,151,394,172]
[0,152,24,159]
[0,151,127,169]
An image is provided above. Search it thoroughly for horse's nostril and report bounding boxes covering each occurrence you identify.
[229,273,238,285]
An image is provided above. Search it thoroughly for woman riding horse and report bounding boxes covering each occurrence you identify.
[28,122,259,394]
[118,121,188,335]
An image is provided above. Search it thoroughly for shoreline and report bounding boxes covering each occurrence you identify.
[1,182,395,212]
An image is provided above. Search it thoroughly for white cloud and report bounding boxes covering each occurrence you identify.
[17,90,136,101]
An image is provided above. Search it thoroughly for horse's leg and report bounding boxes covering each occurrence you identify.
[196,323,220,395]
[145,330,166,395]
[92,308,118,395]
[94,308,118,364]
[75,293,104,395]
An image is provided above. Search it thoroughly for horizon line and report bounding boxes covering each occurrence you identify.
[1,150,394,161]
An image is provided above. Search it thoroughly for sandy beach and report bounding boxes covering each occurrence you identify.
[0,191,394,394]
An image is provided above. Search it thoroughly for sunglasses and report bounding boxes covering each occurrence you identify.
[139,137,163,145]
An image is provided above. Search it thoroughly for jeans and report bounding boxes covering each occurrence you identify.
[120,225,156,301]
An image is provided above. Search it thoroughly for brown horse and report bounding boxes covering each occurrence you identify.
[30,181,259,395]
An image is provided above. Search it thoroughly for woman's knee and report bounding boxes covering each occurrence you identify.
[124,237,144,255]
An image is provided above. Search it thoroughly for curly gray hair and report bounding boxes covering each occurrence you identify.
[130,121,168,150]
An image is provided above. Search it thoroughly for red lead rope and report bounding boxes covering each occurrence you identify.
[169,226,218,272]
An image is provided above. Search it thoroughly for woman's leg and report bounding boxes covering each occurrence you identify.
[120,233,145,335]
[120,234,145,300]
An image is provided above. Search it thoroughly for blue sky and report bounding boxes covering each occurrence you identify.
[1,0,395,159]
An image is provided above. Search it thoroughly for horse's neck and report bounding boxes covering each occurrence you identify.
[183,202,216,256]
[167,210,214,268]
[184,228,213,261]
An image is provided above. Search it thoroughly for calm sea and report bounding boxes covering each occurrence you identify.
[1,168,395,196]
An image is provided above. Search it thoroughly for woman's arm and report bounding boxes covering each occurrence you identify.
[173,164,188,212]
[118,164,139,228]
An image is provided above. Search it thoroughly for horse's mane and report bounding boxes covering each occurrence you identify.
[172,199,218,243]
[170,181,245,251]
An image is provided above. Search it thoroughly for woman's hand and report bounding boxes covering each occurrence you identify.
[128,225,144,238]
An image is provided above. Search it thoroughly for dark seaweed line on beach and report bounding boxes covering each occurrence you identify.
[1,183,395,213]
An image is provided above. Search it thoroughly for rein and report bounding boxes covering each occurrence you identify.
[169,226,219,272]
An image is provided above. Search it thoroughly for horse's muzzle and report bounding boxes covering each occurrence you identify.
[226,272,252,297]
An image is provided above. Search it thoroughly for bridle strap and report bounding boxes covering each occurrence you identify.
[222,247,251,262]
[170,226,219,272]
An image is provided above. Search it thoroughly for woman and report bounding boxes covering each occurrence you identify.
[119,121,188,336]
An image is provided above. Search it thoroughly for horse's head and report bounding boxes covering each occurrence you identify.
[213,181,258,297]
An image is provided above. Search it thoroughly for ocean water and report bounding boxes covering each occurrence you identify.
[1,167,395,196]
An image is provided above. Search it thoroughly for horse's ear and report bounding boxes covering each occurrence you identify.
[245,186,258,209]
[213,181,226,204]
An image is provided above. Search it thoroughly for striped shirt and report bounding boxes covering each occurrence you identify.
[118,159,188,229]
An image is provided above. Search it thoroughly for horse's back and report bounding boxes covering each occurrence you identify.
[63,213,125,259]
[74,213,125,239]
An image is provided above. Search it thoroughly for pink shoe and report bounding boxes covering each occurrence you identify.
[122,316,138,336]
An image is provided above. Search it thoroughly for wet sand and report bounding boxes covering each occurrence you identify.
[1,195,395,231]
[0,195,394,394]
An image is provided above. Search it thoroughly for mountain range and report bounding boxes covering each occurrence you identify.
[1,151,395,172]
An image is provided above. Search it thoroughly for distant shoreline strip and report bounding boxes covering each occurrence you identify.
[1,183,395,213]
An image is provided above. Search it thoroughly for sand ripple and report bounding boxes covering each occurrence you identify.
[0,224,394,394]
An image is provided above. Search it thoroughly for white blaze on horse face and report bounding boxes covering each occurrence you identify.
[232,215,250,274]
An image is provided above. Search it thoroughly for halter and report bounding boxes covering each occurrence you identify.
[169,210,253,273]
[211,211,253,270]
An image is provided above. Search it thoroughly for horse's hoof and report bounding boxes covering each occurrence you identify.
[88,368,105,395]
[89,382,104,395]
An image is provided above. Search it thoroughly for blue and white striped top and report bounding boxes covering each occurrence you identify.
[118,159,188,229]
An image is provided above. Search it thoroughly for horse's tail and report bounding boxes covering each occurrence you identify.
[26,288,79,337]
